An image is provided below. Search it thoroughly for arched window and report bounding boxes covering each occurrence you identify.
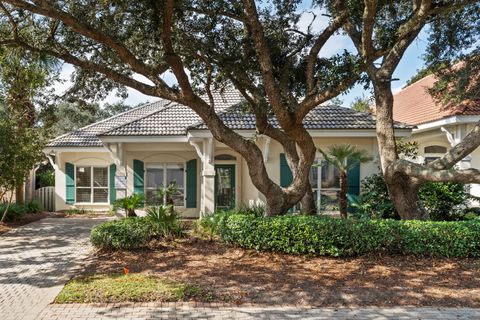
[215,154,237,161]
[424,145,448,164]
[424,145,447,154]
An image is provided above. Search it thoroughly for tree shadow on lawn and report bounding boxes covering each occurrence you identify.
[81,238,480,307]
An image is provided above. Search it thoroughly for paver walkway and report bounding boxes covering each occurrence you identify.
[2,218,480,320]
[37,304,480,319]
[0,217,107,320]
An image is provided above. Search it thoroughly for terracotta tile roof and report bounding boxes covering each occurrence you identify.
[392,75,480,125]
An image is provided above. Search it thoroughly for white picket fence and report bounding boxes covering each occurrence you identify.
[35,186,55,212]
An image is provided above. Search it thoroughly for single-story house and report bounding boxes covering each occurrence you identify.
[44,90,412,217]
[392,73,480,199]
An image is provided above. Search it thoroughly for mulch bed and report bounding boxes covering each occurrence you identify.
[80,237,480,307]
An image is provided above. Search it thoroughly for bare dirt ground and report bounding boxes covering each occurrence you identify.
[80,237,480,307]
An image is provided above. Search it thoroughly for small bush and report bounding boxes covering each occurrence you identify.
[200,212,480,257]
[90,218,152,250]
[0,201,43,222]
[359,173,473,220]
[25,201,43,213]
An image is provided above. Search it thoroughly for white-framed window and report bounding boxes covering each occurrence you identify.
[309,160,341,211]
[75,166,109,204]
[424,145,448,164]
[145,163,185,206]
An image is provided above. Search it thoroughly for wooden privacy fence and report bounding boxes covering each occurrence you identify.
[35,186,55,212]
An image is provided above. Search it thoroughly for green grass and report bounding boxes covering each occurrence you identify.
[55,274,209,303]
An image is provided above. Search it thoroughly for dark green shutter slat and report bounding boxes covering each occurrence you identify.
[133,159,144,196]
[109,164,116,204]
[186,159,197,208]
[347,158,360,196]
[280,153,293,187]
[65,162,75,204]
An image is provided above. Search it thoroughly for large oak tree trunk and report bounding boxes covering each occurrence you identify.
[385,172,425,220]
[373,81,426,220]
[301,185,317,215]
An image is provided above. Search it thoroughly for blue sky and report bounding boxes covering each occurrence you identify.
[55,4,430,109]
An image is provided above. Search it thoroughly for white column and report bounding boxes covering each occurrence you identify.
[189,137,216,216]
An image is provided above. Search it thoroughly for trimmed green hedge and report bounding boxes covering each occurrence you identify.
[199,213,480,257]
[91,218,153,250]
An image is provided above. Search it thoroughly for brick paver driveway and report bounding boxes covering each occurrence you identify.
[0,217,107,320]
[38,304,480,319]
[2,217,480,320]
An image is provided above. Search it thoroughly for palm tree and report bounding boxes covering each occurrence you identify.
[318,145,372,218]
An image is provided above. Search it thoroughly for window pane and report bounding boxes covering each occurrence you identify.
[146,168,164,189]
[167,165,184,206]
[93,189,108,203]
[93,167,108,187]
[309,166,318,186]
[320,190,339,211]
[76,167,91,187]
[76,188,91,202]
[424,145,447,154]
[146,189,163,206]
[321,163,340,189]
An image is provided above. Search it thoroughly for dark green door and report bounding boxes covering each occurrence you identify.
[215,164,236,210]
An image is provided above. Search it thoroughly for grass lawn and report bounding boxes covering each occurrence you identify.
[55,274,213,303]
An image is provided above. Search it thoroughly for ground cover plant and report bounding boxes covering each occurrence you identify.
[199,211,480,257]
[55,274,212,303]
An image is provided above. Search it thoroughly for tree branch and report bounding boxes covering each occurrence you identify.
[396,159,480,184]
[428,121,480,170]
[241,0,292,127]
[4,0,168,83]
[306,10,347,94]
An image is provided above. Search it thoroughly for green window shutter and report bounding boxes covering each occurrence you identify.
[347,159,360,196]
[280,153,293,187]
[109,164,116,204]
[133,159,144,196]
[186,159,197,208]
[65,162,75,204]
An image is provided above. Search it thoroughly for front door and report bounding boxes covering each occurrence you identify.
[214,164,236,210]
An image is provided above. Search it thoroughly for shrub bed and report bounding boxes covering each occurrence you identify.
[91,218,153,250]
[199,212,480,257]
[0,201,43,222]
[91,208,185,250]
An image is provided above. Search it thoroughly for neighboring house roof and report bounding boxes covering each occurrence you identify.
[190,105,412,130]
[47,89,412,149]
[392,74,480,125]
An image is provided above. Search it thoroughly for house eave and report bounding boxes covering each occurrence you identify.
[414,115,480,133]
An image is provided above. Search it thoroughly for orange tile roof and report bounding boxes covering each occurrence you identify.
[392,74,480,125]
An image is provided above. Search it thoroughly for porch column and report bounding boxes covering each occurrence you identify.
[189,137,215,216]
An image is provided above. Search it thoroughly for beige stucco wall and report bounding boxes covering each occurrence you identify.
[54,136,381,216]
